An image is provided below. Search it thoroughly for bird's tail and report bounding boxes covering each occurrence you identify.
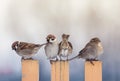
[68,55,79,61]
[40,43,47,46]
[37,43,47,47]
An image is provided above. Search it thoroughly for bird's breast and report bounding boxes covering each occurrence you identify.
[97,43,103,54]
[45,43,59,57]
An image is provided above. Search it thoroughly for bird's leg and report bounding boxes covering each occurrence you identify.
[21,57,25,61]
[94,58,99,61]
[56,57,59,61]
[28,58,34,60]
[86,59,94,65]
[50,58,57,64]
[60,55,62,61]
[90,59,94,65]
[86,59,90,61]
[67,55,69,61]
[50,60,53,64]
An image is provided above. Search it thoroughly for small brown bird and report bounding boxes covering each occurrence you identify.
[58,34,73,60]
[12,41,46,60]
[44,34,59,61]
[69,37,103,65]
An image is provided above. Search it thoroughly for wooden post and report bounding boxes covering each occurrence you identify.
[85,61,102,81]
[22,60,39,81]
[51,61,69,81]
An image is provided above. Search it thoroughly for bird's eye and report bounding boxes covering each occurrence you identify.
[51,39,54,40]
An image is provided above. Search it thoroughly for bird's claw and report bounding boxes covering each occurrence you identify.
[90,60,94,65]
[93,58,99,61]
[28,58,34,60]
[86,59,94,65]
[50,60,53,64]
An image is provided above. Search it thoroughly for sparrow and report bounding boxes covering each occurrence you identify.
[58,34,73,60]
[68,37,103,65]
[44,34,59,62]
[12,41,46,60]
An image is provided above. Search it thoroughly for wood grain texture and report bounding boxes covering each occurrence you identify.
[85,61,102,81]
[51,61,69,81]
[22,60,39,81]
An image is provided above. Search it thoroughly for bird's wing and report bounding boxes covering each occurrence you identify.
[79,43,95,55]
[68,41,73,49]
[19,42,40,50]
[58,42,62,55]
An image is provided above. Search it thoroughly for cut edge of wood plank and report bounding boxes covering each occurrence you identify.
[22,60,39,81]
[51,61,69,81]
[85,61,102,81]
[64,61,69,81]
[51,62,56,81]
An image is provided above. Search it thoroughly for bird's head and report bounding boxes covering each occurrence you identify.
[62,34,70,41]
[46,34,56,43]
[90,37,101,43]
[12,41,19,50]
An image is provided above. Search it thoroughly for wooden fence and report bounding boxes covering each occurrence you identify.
[22,60,102,81]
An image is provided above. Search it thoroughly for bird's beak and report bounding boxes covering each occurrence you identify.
[47,39,49,42]
[12,47,16,50]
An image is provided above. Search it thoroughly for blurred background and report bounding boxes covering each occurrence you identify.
[0,0,120,81]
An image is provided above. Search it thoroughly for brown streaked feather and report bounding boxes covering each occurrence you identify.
[46,34,56,39]
[79,42,93,54]
[19,42,40,50]
[68,41,73,54]
[58,42,62,55]
[58,41,73,54]
[68,41,73,49]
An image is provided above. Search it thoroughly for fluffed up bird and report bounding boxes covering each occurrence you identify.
[12,41,46,60]
[68,37,103,65]
[44,34,59,62]
[58,34,73,60]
